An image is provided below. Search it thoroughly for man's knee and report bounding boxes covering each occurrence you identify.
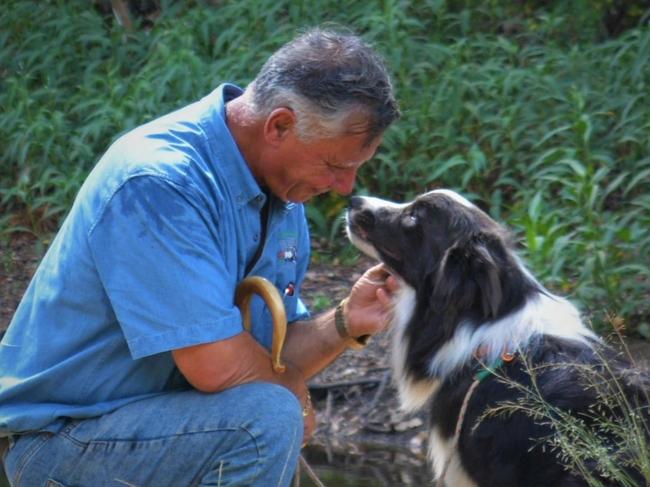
[205,383,303,485]
[240,382,304,448]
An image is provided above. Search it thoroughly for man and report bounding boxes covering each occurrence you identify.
[1,27,400,486]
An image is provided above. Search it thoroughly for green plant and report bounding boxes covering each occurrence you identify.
[310,294,333,313]
[1,1,648,337]
[480,339,650,486]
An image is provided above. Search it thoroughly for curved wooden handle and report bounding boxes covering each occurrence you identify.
[235,276,287,374]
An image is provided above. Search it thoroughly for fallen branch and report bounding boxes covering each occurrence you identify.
[360,370,391,422]
[309,377,383,391]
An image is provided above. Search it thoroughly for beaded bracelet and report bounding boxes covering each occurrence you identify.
[302,391,312,417]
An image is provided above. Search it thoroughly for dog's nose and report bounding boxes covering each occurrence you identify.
[349,196,364,210]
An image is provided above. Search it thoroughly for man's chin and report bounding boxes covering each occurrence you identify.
[287,188,327,203]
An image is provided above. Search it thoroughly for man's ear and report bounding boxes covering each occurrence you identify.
[264,107,296,145]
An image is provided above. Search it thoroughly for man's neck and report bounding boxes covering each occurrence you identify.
[225,93,266,185]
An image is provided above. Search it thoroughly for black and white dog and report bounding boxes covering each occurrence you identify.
[346,189,649,487]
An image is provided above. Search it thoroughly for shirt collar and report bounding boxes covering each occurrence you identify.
[202,83,265,208]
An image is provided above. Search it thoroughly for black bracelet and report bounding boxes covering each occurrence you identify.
[335,299,370,350]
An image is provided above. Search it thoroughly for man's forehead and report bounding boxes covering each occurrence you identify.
[324,133,380,164]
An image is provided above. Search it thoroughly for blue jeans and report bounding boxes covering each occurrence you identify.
[3,383,303,486]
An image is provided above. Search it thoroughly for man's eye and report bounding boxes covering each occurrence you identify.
[328,163,356,172]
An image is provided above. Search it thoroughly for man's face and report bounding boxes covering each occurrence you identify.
[263,132,382,203]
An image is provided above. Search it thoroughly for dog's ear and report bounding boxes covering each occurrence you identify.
[433,234,503,319]
[473,242,503,318]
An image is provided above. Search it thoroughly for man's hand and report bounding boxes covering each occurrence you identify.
[344,263,399,338]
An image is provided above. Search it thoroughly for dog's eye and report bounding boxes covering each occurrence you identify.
[402,214,418,228]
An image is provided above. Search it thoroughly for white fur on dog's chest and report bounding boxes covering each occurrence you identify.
[429,427,478,487]
[391,284,477,486]
[390,282,441,412]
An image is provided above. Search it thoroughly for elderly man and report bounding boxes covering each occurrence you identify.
[1,27,399,486]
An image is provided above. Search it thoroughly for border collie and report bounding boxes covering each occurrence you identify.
[346,189,649,487]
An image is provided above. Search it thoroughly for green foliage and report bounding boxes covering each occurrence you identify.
[309,293,333,313]
[444,0,650,40]
[1,0,649,335]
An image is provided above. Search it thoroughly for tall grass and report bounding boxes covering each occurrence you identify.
[480,340,650,486]
[1,0,649,336]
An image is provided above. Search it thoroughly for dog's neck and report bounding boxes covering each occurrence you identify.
[390,280,597,412]
[427,290,596,379]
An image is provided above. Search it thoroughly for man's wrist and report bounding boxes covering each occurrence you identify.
[334,298,370,350]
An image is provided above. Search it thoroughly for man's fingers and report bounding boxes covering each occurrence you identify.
[376,287,393,307]
[385,274,399,292]
[365,263,390,279]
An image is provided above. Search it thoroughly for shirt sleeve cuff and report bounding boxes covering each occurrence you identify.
[126,314,243,359]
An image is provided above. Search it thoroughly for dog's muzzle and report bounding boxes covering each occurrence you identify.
[347,196,375,234]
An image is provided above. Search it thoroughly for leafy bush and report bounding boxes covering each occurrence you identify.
[1,0,648,336]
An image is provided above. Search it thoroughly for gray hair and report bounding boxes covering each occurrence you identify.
[247,27,400,144]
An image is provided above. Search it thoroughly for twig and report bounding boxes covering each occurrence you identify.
[293,459,300,487]
[361,370,391,420]
[300,454,327,487]
[366,366,390,374]
[369,465,391,487]
[324,389,333,425]
[111,0,133,32]
[309,378,382,391]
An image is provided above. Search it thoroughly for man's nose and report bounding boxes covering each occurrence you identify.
[332,169,357,195]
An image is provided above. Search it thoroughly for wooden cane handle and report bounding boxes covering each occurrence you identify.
[235,276,287,374]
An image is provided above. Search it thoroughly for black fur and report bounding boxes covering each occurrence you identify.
[347,190,650,487]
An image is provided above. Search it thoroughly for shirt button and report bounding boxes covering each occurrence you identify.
[253,234,259,241]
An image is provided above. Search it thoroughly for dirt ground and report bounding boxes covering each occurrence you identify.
[2,234,650,481]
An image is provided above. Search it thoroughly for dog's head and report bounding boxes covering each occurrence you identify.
[346,189,530,321]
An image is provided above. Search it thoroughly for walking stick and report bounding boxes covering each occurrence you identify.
[235,276,326,487]
[235,276,287,374]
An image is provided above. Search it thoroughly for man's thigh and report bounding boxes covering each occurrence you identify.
[5,383,303,487]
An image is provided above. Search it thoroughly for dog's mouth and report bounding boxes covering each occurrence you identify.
[346,211,403,268]
[346,217,378,258]
[347,220,368,242]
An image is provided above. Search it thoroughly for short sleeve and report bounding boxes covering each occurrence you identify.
[88,174,242,359]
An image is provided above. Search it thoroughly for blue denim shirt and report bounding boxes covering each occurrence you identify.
[0,84,311,435]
